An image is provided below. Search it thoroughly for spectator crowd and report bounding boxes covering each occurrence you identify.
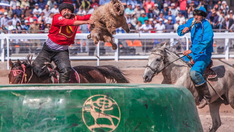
[0,0,234,34]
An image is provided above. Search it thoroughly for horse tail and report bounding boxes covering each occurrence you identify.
[96,65,129,83]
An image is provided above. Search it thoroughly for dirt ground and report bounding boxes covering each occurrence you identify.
[0,59,234,132]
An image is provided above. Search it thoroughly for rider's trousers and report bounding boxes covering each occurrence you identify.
[33,43,72,83]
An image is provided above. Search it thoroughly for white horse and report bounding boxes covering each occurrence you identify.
[143,42,234,132]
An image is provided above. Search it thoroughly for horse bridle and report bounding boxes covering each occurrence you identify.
[146,51,186,74]
[10,63,33,83]
[145,52,164,74]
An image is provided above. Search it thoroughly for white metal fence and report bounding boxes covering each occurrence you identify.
[0,32,234,66]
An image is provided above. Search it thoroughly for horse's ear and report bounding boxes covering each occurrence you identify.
[17,59,21,64]
[159,41,170,49]
[26,54,33,64]
[30,55,33,64]
[9,59,13,68]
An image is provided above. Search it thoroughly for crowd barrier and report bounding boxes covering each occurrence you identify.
[0,84,203,131]
[0,32,234,67]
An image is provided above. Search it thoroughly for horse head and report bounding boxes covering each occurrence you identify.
[143,42,170,82]
[9,59,25,84]
[9,59,32,84]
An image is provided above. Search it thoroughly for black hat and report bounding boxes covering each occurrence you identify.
[59,1,74,13]
[193,6,207,17]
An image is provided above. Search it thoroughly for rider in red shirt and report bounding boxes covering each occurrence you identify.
[33,0,93,83]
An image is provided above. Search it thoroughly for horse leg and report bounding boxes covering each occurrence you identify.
[208,99,223,132]
[103,35,117,50]
[228,84,234,109]
[121,21,130,33]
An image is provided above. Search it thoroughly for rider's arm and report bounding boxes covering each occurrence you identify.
[177,18,194,36]
[52,14,92,26]
[191,20,214,54]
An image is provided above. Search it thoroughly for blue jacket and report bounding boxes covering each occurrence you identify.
[177,18,214,62]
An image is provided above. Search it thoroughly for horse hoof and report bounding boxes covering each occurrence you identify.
[87,34,91,39]
[112,44,117,50]
[112,31,116,35]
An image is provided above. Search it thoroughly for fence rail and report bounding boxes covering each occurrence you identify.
[0,32,234,68]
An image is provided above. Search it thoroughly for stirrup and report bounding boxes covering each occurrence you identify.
[198,97,209,109]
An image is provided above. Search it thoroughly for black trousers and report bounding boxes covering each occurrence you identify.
[33,43,72,83]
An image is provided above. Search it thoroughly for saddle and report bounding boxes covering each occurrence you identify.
[45,63,80,83]
[204,61,217,80]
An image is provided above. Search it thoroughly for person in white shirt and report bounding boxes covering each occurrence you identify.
[11,14,21,26]
[134,4,145,18]
[154,18,165,33]
[32,4,42,17]
[43,4,51,17]
[47,0,57,9]
[10,0,20,9]
[0,12,10,27]
[175,12,186,25]
[139,19,153,33]
[50,4,59,14]
[169,3,179,17]
[45,12,54,24]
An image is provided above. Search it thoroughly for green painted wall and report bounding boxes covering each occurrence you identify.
[0,84,203,132]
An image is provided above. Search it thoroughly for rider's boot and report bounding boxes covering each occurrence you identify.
[59,71,71,83]
[196,83,211,109]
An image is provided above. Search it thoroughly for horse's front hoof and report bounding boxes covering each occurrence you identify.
[87,34,91,39]
[112,44,117,50]
[112,31,116,35]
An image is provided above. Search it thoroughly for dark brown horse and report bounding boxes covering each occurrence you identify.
[9,59,129,84]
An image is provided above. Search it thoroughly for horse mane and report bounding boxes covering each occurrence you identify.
[164,48,189,67]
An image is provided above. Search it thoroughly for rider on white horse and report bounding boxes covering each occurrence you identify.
[177,6,213,109]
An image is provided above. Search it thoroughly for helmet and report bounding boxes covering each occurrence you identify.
[193,6,207,17]
[59,0,74,13]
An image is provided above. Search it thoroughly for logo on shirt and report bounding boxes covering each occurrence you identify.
[59,26,74,38]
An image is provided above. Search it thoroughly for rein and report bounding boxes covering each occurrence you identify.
[146,52,186,74]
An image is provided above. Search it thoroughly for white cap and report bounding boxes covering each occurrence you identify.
[4,12,7,15]
[154,4,158,6]
[149,18,153,21]
[171,3,175,6]
[168,17,172,20]
[159,18,163,21]
[141,10,145,14]
[163,3,168,7]
[222,1,227,4]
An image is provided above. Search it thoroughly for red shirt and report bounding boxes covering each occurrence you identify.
[48,14,91,45]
